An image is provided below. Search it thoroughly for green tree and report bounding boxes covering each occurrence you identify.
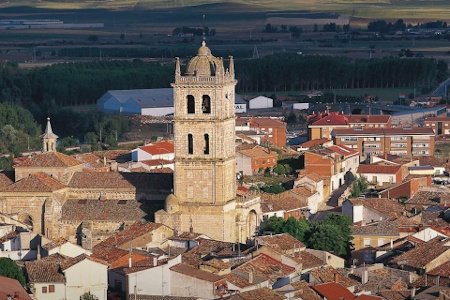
[0,258,26,286]
[350,177,368,197]
[273,164,286,175]
[81,292,98,300]
[262,184,285,194]
[264,216,310,242]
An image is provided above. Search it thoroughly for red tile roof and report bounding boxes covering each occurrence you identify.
[311,282,355,300]
[427,260,450,277]
[237,117,286,128]
[93,222,163,250]
[333,127,435,136]
[311,114,349,126]
[237,145,278,159]
[0,171,13,187]
[25,260,65,283]
[347,115,391,124]
[170,263,223,282]
[424,117,450,122]
[327,145,359,158]
[300,138,331,148]
[310,266,359,288]
[14,152,82,168]
[230,287,285,300]
[256,233,305,252]
[0,276,32,300]
[3,172,66,192]
[139,141,174,155]
[391,237,449,269]
[141,159,173,167]
[234,253,295,283]
[357,164,401,174]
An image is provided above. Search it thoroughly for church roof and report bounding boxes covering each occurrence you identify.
[14,152,82,168]
[68,172,173,190]
[0,171,14,188]
[2,172,66,193]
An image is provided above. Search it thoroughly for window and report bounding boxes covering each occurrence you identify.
[202,95,211,114]
[187,95,195,114]
[363,238,371,247]
[203,134,209,155]
[42,287,47,294]
[49,285,55,293]
[377,238,385,246]
[188,134,193,154]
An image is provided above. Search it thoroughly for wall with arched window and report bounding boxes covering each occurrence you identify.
[202,95,211,114]
[188,134,193,154]
[204,134,210,155]
[187,95,195,114]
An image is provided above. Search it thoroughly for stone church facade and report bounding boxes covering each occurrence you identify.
[155,42,261,243]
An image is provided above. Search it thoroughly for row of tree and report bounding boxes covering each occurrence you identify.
[0,55,447,108]
[264,214,353,258]
[368,19,448,33]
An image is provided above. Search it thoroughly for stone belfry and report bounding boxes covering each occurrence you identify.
[156,42,246,242]
[41,117,58,152]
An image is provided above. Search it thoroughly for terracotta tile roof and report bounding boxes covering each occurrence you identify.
[354,295,383,300]
[230,287,285,300]
[93,150,130,161]
[261,194,309,213]
[93,222,163,250]
[407,189,450,206]
[289,186,316,198]
[255,233,305,252]
[3,172,66,192]
[424,116,450,122]
[0,171,13,187]
[300,138,331,148]
[427,260,450,277]
[25,260,65,283]
[139,141,174,155]
[122,257,170,274]
[311,282,355,300]
[237,145,277,159]
[327,144,359,158]
[60,253,108,270]
[181,238,244,267]
[236,133,258,144]
[141,159,173,167]
[226,272,259,288]
[357,164,401,174]
[201,258,230,270]
[233,253,295,283]
[391,237,449,269]
[73,153,106,169]
[0,276,32,300]
[169,231,204,241]
[311,114,349,126]
[91,247,131,265]
[14,152,82,168]
[68,171,173,190]
[348,198,404,219]
[237,117,286,128]
[42,238,68,250]
[62,199,148,222]
[356,267,409,294]
[347,115,391,124]
[170,263,223,282]
[377,291,411,300]
[148,167,173,174]
[310,266,359,288]
[0,230,18,244]
[290,281,321,300]
[128,296,197,300]
[352,221,400,236]
[333,127,435,136]
[416,156,450,168]
[297,172,327,183]
[297,251,325,270]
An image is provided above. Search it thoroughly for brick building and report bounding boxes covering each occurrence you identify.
[333,127,435,160]
[424,116,450,136]
[308,113,392,140]
[236,144,277,175]
[236,117,287,147]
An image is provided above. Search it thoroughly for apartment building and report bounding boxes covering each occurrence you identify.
[308,113,392,140]
[333,127,435,160]
[236,117,287,147]
[424,116,450,136]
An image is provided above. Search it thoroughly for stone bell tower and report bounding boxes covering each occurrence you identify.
[155,42,244,242]
[42,117,58,152]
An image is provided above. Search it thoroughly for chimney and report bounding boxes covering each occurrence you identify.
[390,239,394,249]
[153,256,158,267]
[248,271,254,284]
[37,245,41,260]
[334,272,340,282]
[362,269,369,284]
[128,256,132,268]
[411,287,416,298]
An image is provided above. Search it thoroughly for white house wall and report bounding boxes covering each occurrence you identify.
[64,259,108,300]
[141,107,175,116]
[32,283,65,300]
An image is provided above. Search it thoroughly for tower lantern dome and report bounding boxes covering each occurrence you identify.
[185,41,224,77]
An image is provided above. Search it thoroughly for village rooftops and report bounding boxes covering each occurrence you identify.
[236,117,286,128]
[346,198,405,219]
[14,151,82,168]
[2,172,66,193]
[311,282,355,300]
[332,127,435,136]
[233,253,295,283]
[391,237,449,269]
[0,171,13,187]
[424,116,450,122]
[306,144,359,159]
[351,221,400,236]
[309,114,391,127]
[255,233,305,252]
[310,266,359,288]
[406,188,450,207]
[229,287,285,300]
[237,144,277,159]
[170,263,224,283]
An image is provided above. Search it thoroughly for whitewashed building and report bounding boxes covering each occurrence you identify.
[249,96,273,109]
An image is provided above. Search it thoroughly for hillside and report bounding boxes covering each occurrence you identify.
[0,0,449,21]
